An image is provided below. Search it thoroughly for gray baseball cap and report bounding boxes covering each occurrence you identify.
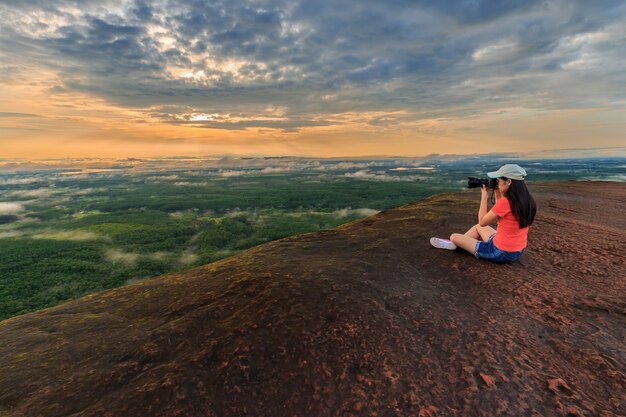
[487,164,527,180]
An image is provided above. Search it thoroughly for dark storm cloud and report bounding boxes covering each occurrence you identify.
[0,0,624,130]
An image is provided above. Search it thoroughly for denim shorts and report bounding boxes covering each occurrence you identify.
[474,234,525,264]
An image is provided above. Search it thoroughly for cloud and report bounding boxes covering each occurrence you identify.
[0,112,44,118]
[71,187,108,195]
[173,181,209,186]
[178,252,198,265]
[217,169,248,177]
[332,207,380,218]
[0,202,25,214]
[0,0,624,133]
[313,161,383,171]
[146,251,169,261]
[145,174,180,181]
[580,175,626,182]
[0,231,22,239]
[6,188,54,198]
[344,169,429,182]
[31,230,104,241]
[104,248,140,264]
[259,166,295,173]
[0,175,42,184]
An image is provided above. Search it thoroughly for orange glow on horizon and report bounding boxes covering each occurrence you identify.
[2,75,625,159]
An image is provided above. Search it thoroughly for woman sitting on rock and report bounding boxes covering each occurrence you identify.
[430,164,537,264]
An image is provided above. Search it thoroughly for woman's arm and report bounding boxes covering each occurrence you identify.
[479,185,489,224]
[479,185,498,226]
[478,194,488,224]
[479,210,498,227]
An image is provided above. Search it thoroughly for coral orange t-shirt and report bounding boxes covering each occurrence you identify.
[491,197,528,252]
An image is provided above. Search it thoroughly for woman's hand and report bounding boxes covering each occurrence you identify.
[481,184,489,201]
[494,188,502,200]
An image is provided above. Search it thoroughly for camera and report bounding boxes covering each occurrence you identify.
[467,177,498,189]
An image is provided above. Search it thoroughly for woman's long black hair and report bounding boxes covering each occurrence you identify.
[502,177,537,229]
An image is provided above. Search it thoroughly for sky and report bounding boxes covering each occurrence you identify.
[0,0,625,159]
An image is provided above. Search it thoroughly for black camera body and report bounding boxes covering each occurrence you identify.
[467,177,498,189]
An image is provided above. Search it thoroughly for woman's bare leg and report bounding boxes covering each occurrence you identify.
[477,225,497,241]
[465,224,497,242]
[450,233,480,254]
[464,225,481,240]
[451,225,497,254]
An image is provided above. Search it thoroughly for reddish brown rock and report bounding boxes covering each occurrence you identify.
[0,181,624,416]
[479,372,496,389]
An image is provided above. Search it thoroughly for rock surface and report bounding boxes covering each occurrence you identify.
[0,181,624,417]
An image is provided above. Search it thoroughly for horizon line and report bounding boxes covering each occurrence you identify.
[2,147,626,162]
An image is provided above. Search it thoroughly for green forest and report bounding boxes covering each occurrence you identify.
[0,170,459,320]
[1,158,623,320]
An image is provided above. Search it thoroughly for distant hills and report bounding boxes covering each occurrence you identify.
[2,149,626,172]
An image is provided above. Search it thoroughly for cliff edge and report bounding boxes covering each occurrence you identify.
[1,181,624,417]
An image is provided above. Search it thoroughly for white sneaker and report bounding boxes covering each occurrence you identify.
[430,237,457,250]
